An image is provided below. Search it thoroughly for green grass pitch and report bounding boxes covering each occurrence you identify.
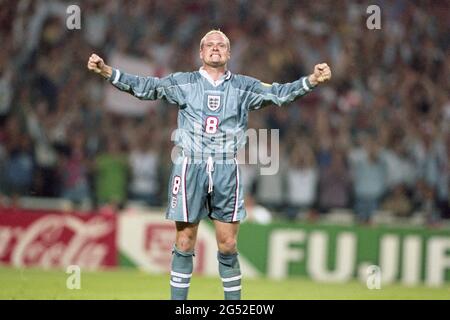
[0,266,448,300]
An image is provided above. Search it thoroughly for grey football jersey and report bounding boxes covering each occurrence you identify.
[108,68,315,157]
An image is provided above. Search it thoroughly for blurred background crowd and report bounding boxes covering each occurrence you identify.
[0,0,448,225]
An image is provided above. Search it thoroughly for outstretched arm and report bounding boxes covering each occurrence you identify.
[87,53,185,104]
[245,63,332,110]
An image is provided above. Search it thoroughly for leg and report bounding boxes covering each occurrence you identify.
[170,221,199,300]
[213,219,242,300]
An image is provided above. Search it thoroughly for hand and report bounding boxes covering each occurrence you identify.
[309,63,332,86]
[87,53,112,78]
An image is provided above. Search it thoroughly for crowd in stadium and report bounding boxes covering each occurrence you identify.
[0,0,448,224]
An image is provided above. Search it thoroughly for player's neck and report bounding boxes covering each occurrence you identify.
[202,65,227,81]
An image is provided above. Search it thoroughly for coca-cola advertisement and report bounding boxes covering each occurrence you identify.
[0,209,117,269]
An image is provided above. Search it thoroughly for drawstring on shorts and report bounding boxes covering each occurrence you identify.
[206,156,214,193]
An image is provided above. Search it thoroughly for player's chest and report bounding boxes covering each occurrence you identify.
[185,83,241,118]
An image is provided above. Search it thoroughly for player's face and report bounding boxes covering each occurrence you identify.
[200,33,230,68]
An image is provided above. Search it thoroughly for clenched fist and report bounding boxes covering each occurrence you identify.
[87,53,112,78]
[309,63,332,86]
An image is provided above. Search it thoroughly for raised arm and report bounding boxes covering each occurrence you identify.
[245,63,332,110]
[87,53,185,104]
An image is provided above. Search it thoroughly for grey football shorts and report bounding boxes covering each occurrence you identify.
[166,154,246,223]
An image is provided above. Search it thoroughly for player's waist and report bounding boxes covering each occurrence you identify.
[180,150,237,161]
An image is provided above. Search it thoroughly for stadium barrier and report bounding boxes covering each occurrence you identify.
[1,207,449,286]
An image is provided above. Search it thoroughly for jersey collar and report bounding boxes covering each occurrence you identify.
[199,67,231,87]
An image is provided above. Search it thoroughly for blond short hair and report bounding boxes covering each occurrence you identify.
[199,29,231,51]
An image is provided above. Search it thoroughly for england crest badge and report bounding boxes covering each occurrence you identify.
[207,95,221,111]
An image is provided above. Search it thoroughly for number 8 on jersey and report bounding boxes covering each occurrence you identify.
[205,116,219,134]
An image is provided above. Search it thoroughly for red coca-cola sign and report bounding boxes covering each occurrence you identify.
[0,209,117,269]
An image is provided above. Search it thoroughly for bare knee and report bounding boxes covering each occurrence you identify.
[176,233,196,252]
[217,238,237,254]
[214,220,239,254]
[175,222,198,252]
